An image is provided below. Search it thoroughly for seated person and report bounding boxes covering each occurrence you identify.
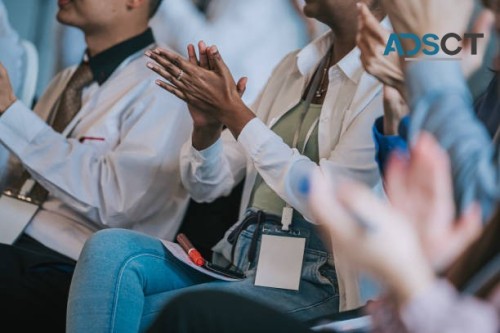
[146,133,499,333]
[145,2,500,332]
[0,0,192,330]
[66,0,388,331]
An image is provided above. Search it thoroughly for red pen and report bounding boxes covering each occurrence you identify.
[79,136,105,143]
[176,233,205,266]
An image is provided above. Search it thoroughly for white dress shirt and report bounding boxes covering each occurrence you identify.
[150,0,309,104]
[0,46,192,260]
[180,31,385,310]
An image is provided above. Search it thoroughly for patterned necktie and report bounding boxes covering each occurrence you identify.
[51,62,94,132]
[10,62,94,203]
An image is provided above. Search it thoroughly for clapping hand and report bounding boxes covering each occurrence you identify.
[308,132,482,305]
[0,63,16,114]
[145,43,254,141]
[385,133,482,272]
[380,0,474,56]
[356,3,406,96]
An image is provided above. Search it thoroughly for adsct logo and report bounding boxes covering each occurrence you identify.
[384,33,485,60]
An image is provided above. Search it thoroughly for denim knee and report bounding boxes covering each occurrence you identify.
[79,229,156,265]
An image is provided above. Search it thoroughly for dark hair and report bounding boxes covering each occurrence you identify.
[149,0,163,18]
[482,0,499,10]
[446,206,500,299]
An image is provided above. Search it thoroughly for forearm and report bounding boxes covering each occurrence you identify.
[0,101,190,226]
[407,61,499,219]
[181,130,247,203]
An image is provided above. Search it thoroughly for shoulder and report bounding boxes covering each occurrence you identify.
[106,46,187,111]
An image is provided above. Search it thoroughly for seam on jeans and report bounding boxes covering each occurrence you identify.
[287,294,339,314]
[110,253,171,333]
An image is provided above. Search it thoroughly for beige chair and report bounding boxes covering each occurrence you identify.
[19,39,38,108]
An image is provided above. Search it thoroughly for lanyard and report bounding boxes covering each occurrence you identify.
[291,49,331,154]
[282,49,332,231]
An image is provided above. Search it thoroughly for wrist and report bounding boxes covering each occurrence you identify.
[383,115,401,136]
[0,95,16,114]
[388,256,436,307]
[219,99,256,139]
[192,124,223,151]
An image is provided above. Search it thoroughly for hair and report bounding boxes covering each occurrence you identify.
[481,0,497,10]
[446,206,500,299]
[148,0,163,18]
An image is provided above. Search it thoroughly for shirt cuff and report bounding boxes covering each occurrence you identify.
[0,100,47,154]
[372,116,409,173]
[188,136,223,166]
[406,61,469,109]
[237,118,274,161]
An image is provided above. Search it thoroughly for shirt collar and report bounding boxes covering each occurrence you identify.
[296,16,392,85]
[85,28,155,85]
[296,31,362,84]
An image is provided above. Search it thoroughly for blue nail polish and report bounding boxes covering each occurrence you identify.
[298,176,310,196]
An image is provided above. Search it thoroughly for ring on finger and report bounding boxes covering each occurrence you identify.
[176,70,184,81]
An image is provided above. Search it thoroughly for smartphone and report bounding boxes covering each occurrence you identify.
[204,262,246,280]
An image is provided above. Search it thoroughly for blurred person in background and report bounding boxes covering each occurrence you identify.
[150,0,313,104]
[309,134,499,333]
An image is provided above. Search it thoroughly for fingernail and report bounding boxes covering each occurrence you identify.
[145,51,152,57]
[147,62,154,69]
[155,80,162,85]
[154,48,161,54]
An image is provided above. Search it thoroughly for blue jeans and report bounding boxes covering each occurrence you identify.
[67,214,338,332]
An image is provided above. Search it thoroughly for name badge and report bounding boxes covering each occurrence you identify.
[0,193,39,245]
[254,231,306,291]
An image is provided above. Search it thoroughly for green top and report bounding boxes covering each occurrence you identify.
[248,100,322,217]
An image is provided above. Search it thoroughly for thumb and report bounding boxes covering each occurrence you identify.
[466,9,495,53]
[454,203,482,245]
[462,9,495,76]
[236,77,248,97]
[0,62,7,75]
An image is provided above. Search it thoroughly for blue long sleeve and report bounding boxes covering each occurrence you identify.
[407,61,499,220]
[372,116,409,175]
